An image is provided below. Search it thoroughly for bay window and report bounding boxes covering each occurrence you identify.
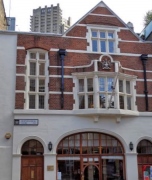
[74,72,137,112]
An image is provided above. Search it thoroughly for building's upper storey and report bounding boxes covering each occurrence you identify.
[15,1,152,115]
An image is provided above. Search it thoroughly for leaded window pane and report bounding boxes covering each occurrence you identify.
[30,53,36,59]
[99,78,105,91]
[39,79,45,92]
[126,81,131,94]
[119,96,124,109]
[108,94,114,108]
[92,40,98,52]
[79,95,85,109]
[107,78,114,92]
[87,79,93,92]
[127,96,131,110]
[108,32,114,38]
[100,32,106,38]
[39,53,45,60]
[88,95,93,108]
[92,31,97,37]
[99,94,106,108]
[39,95,44,109]
[79,79,84,92]
[109,41,114,53]
[119,80,123,92]
[39,63,45,75]
[30,62,36,75]
[29,95,35,109]
[100,41,106,52]
[30,79,36,91]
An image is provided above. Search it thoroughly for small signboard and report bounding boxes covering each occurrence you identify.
[14,119,38,126]
[47,165,54,171]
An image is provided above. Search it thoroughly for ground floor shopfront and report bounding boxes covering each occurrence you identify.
[12,112,152,180]
[57,132,124,180]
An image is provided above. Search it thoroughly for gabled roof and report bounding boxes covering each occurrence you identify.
[63,1,141,40]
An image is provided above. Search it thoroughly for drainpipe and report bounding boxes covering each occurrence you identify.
[140,54,148,111]
[58,49,67,109]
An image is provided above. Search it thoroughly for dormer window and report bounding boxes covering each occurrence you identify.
[91,30,115,53]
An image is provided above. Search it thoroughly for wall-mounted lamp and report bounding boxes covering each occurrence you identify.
[5,133,11,139]
[48,142,53,151]
[129,142,134,151]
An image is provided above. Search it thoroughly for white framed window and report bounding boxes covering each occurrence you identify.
[73,72,137,111]
[25,50,49,109]
[119,79,132,110]
[78,78,94,109]
[86,26,120,53]
[98,77,115,109]
[91,30,115,53]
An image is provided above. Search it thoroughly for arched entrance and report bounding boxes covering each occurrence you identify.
[21,139,44,180]
[57,132,125,180]
[137,139,152,180]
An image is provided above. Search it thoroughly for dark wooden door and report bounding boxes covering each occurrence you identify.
[21,156,44,180]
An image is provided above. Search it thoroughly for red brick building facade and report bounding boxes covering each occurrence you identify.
[7,1,152,180]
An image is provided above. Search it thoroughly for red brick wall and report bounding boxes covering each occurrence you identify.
[79,15,125,27]
[66,26,87,37]
[136,97,145,111]
[16,49,26,108]
[15,6,152,112]
[91,7,113,15]
[17,34,87,50]
[119,42,152,54]
[16,66,25,74]
[16,76,25,90]
[17,49,26,64]
[49,94,74,110]
[136,82,152,95]
[118,30,139,41]
[15,93,24,109]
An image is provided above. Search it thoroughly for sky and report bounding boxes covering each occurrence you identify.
[3,0,152,33]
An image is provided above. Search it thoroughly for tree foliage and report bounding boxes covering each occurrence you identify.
[144,10,152,27]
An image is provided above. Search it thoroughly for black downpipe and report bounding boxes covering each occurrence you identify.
[140,54,148,111]
[58,49,67,109]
